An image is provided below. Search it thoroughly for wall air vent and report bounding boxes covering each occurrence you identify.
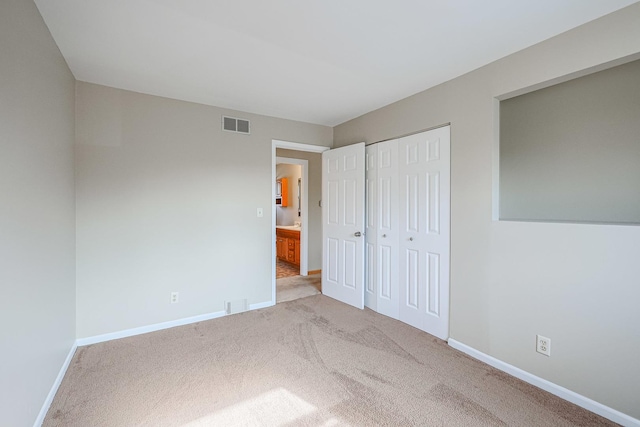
[225,299,248,315]
[222,116,250,134]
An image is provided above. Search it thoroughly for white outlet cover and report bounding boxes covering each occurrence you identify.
[536,334,551,356]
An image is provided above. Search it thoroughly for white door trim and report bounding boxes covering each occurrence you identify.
[273,139,329,153]
[271,140,330,305]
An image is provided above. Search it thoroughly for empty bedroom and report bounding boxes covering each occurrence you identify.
[1,0,639,426]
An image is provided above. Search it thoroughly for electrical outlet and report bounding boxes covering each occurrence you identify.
[536,335,551,356]
[170,292,179,304]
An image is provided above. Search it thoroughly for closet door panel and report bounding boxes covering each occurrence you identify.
[399,134,427,330]
[422,128,450,339]
[398,127,450,340]
[379,245,392,299]
[364,145,378,311]
[375,139,399,319]
[427,252,440,316]
[400,168,423,329]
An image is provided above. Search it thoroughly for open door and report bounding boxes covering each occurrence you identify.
[322,143,365,309]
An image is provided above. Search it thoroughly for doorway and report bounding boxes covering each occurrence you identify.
[271,140,329,304]
[275,157,305,277]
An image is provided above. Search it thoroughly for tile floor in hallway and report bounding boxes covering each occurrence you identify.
[276,259,299,279]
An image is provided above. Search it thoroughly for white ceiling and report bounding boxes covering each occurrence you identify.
[35,0,638,127]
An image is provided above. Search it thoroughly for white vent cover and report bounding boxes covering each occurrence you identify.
[225,298,248,315]
[222,116,250,134]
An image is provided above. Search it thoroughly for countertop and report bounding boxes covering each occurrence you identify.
[276,225,301,231]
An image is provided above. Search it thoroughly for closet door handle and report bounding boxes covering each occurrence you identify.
[409,237,414,241]
[354,231,362,237]
[382,234,386,238]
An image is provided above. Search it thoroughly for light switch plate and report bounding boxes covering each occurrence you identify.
[257,208,263,217]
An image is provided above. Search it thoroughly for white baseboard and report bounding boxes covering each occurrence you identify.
[34,342,77,427]
[76,300,275,347]
[76,310,226,346]
[448,338,639,427]
[250,300,274,310]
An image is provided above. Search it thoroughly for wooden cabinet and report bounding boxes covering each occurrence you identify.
[276,228,300,266]
[294,238,300,265]
[276,235,288,261]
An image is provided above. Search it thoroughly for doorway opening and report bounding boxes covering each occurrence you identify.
[271,140,329,304]
[275,158,303,279]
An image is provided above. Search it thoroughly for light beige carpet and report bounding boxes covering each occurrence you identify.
[44,295,615,426]
[276,274,321,303]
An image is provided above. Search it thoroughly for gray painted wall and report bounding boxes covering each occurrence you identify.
[0,0,76,425]
[75,82,333,338]
[334,3,640,419]
[276,149,324,271]
[500,59,640,224]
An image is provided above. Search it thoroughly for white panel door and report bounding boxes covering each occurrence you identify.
[365,145,378,311]
[398,126,450,340]
[375,139,399,319]
[322,143,366,309]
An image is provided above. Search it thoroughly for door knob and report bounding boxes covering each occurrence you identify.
[382,234,386,238]
[354,231,362,237]
[409,237,414,241]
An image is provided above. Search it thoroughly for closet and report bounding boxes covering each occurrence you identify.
[365,126,450,340]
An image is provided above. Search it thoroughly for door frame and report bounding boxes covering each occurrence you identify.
[271,140,329,304]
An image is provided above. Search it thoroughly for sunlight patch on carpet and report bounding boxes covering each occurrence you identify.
[182,388,319,426]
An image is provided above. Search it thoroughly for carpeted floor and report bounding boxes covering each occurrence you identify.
[44,295,615,426]
[276,274,321,303]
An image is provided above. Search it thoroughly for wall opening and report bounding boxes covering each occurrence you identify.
[497,58,640,225]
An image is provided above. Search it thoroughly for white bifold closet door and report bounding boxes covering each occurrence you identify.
[365,126,450,340]
[398,126,450,340]
[365,146,378,311]
[365,140,399,319]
